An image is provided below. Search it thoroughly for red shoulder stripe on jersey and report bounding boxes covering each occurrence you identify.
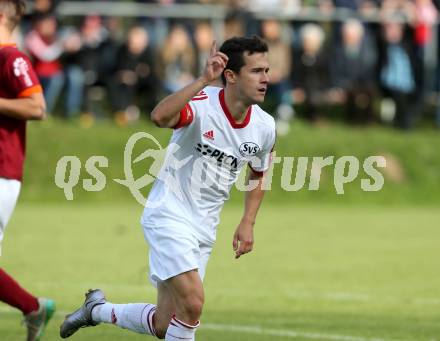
[191,90,208,101]
[191,96,208,101]
[18,85,43,98]
[173,103,194,129]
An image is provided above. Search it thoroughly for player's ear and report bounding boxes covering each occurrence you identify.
[224,69,236,84]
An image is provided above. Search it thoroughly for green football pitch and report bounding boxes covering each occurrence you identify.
[1,203,439,341]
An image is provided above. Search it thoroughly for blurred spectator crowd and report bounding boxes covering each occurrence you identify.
[15,0,440,130]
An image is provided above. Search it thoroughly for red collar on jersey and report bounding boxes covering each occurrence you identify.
[219,88,252,129]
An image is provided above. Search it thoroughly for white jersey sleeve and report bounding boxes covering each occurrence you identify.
[248,108,276,174]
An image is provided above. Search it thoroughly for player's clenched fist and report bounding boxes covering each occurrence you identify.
[201,41,229,84]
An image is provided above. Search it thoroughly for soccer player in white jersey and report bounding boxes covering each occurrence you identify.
[60,36,276,340]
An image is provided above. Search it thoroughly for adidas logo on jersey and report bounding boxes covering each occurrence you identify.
[195,143,238,170]
[203,130,214,140]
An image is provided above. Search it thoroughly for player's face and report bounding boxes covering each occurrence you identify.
[237,52,270,104]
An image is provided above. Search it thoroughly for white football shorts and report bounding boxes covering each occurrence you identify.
[0,178,21,255]
[142,222,213,288]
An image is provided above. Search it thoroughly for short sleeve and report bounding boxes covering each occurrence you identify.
[172,88,211,129]
[249,128,276,175]
[6,53,42,98]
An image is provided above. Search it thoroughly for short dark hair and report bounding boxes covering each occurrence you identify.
[0,0,26,30]
[219,35,268,85]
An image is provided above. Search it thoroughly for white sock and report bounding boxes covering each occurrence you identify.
[165,316,199,341]
[91,302,157,336]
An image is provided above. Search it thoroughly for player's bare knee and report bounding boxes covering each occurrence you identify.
[179,294,204,321]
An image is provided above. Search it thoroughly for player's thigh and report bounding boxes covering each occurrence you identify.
[166,269,204,313]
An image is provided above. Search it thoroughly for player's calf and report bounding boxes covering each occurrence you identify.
[166,270,204,325]
[153,310,172,339]
[163,271,204,340]
[153,293,203,339]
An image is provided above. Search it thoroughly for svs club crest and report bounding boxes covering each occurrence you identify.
[239,142,260,157]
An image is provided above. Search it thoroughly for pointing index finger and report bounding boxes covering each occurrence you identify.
[210,41,217,56]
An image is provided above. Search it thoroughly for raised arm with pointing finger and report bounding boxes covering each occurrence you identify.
[151,41,228,128]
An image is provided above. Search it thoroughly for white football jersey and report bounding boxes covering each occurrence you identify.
[141,86,276,244]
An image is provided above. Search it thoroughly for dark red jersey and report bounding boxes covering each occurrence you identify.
[0,44,42,181]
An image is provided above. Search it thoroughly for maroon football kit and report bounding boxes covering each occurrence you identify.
[0,44,42,181]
